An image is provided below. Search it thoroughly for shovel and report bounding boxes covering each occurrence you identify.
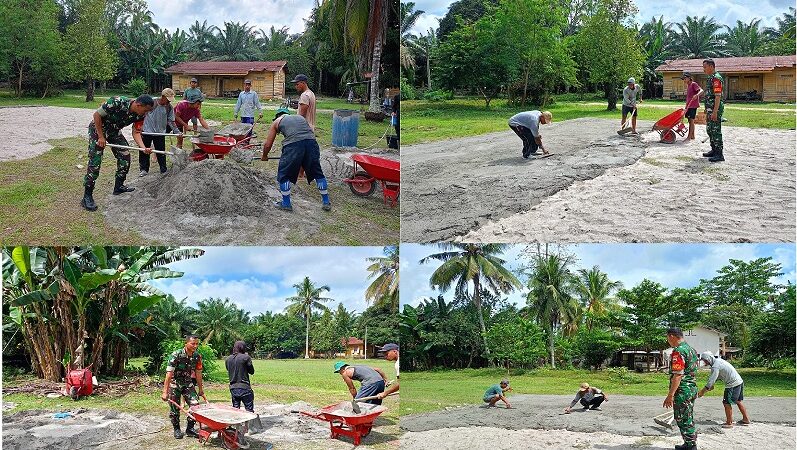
[351,392,398,414]
[105,143,174,155]
[617,106,637,135]
[653,411,675,429]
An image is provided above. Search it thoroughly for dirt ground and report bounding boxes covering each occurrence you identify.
[3,401,399,450]
[399,394,796,450]
[401,118,795,243]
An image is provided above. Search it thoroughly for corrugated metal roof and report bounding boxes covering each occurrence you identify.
[655,55,796,73]
[165,60,288,75]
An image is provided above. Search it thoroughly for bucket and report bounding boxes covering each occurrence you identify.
[386,135,398,149]
[331,109,360,147]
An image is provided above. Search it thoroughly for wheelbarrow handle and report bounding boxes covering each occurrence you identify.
[166,398,197,421]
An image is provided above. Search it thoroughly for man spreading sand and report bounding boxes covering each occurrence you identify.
[508,110,552,158]
[334,362,388,405]
[261,107,332,212]
[483,379,512,408]
[564,383,608,413]
[697,351,751,428]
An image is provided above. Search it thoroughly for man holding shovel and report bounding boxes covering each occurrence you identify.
[663,327,699,450]
[621,77,642,134]
[261,107,332,212]
[334,362,387,405]
[139,88,179,177]
[697,351,751,428]
[81,95,155,211]
[508,110,552,158]
[161,335,205,440]
[377,343,399,399]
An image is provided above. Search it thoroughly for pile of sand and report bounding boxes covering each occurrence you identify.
[3,408,162,450]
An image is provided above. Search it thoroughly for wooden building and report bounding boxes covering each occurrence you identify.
[655,55,796,102]
[165,61,288,99]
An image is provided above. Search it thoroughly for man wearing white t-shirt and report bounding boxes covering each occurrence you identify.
[292,74,317,133]
[508,110,552,158]
[377,343,399,399]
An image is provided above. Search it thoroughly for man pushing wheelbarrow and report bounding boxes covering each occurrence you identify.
[162,335,205,440]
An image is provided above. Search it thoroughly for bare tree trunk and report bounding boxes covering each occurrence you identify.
[473,276,490,358]
[85,78,96,102]
[549,318,556,369]
[17,66,24,97]
[522,64,530,106]
[305,311,310,359]
[368,34,383,112]
[605,83,617,111]
[426,54,431,90]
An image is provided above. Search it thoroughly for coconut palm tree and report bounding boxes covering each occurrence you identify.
[365,245,399,308]
[420,244,522,357]
[210,21,259,61]
[286,277,334,358]
[526,253,578,368]
[406,27,438,88]
[638,16,674,95]
[193,297,245,352]
[574,266,623,331]
[400,2,424,69]
[189,20,219,60]
[672,16,726,58]
[722,19,767,56]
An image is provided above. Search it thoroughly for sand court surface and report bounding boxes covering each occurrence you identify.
[401,118,795,243]
[400,394,796,449]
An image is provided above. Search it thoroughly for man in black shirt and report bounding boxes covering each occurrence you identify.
[226,341,255,412]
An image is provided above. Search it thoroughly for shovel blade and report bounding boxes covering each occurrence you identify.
[351,399,361,414]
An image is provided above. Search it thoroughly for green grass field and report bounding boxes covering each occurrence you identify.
[402,96,796,145]
[399,367,796,416]
[0,90,398,245]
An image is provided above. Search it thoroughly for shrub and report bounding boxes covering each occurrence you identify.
[400,77,416,100]
[422,89,454,102]
[147,339,223,381]
[125,78,148,97]
[607,366,643,384]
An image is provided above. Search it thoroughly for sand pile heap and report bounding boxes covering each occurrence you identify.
[143,157,280,217]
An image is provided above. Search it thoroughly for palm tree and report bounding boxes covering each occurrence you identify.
[526,253,578,368]
[574,266,622,331]
[406,27,438,89]
[365,245,399,308]
[189,20,219,60]
[193,297,244,351]
[722,19,767,56]
[286,277,334,358]
[765,7,796,41]
[320,0,392,112]
[672,16,726,58]
[420,244,522,357]
[638,16,674,95]
[400,2,424,70]
[210,22,258,61]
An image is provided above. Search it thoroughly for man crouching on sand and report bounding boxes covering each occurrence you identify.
[508,110,552,158]
[261,107,332,212]
[483,379,512,408]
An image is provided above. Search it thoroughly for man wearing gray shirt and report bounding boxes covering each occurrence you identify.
[698,351,751,428]
[621,78,642,133]
[234,79,263,137]
[139,88,178,176]
[508,110,552,158]
[334,361,387,405]
[564,383,608,413]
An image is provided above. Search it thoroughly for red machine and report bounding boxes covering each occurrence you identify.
[343,154,400,206]
[168,398,259,450]
[652,108,688,144]
[301,401,387,446]
[66,365,93,400]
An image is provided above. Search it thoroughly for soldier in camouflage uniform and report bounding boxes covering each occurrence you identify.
[81,95,155,211]
[700,59,725,162]
[161,335,205,439]
[663,327,699,450]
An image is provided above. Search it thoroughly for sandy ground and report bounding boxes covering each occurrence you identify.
[3,401,399,450]
[401,118,795,243]
[400,394,796,450]
[0,106,96,161]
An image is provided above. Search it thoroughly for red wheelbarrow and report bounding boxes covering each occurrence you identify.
[168,398,259,449]
[652,108,687,144]
[343,154,400,206]
[190,135,258,161]
[301,401,387,445]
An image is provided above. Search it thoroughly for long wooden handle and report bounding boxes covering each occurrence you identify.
[355,392,398,402]
[106,143,174,155]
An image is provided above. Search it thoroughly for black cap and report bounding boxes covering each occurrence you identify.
[291,74,309,83]
[680,71,692,79]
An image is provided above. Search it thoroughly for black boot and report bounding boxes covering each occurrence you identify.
[702,145,716,157]
[675,442,697,450]
[81,186,97,211]
[171,417,184,439]
[708,150,724,162]
[185,419,199,438]
[112,178,135,195]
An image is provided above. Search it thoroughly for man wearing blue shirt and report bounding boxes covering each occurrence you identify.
[233,79,262,136]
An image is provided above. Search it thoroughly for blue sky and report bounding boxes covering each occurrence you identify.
[400,243,796,307]
[408,0,793,35]
[147,0,315,34]
[149,246,388,316]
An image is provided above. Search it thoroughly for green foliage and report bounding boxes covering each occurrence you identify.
[310,309,345,356]
[617,279,669,354]
[484,317,546,369]
[125,78,148,97]
[63,0,118,99]
[193,297,249,356]
[244,313,305,357]
[154,339,221,381]
[748,285,795,361]
[574,328,623,369]
[400,76,417,100]
[422,89,454,102]
[606,366,643,384]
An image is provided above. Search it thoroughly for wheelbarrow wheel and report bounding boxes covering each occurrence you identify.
[349,171,376,197]
[220,428,239,450]
[661,130,676,144]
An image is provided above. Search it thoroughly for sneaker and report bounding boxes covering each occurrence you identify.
[590,407,602,411]
[322,203,332,212]
[274,201,293,212]
[139,170,148,177]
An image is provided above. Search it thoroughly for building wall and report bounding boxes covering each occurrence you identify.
[170,69,287,99]
[763,68,796,102]
[683,327,721,360]
[661,67,796,102]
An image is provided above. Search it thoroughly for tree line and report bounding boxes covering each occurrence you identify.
[2,245,399,381]
[400,244,795,372]
[400,0,796,107]
[0,0,399,110]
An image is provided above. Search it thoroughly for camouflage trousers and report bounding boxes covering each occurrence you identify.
[705,104,724,153]
[674,386,698,444]
[84,127,131,189]
[168,383,200,422]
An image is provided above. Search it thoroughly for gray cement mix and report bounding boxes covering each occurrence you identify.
[400,118,646,242]
[401,118,796,243]
[399,394,796,435]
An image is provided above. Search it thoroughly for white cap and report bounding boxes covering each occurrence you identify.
[628,77,636,84]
